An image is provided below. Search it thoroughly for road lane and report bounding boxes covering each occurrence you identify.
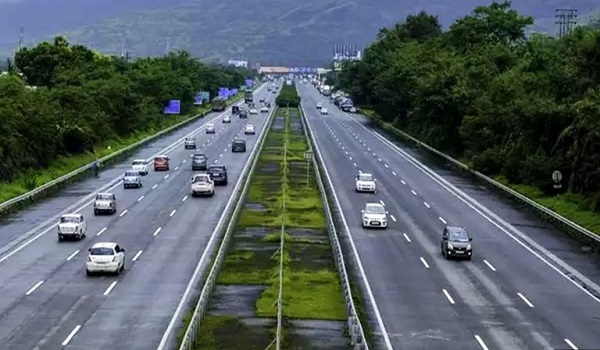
[299,83,600,350]
[0,86,276,349]
[0,84,265,256]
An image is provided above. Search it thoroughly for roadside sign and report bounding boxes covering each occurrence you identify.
[552,170,562,183]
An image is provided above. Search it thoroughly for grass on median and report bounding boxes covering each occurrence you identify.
[361,107,600,236]
[206,107,346,348]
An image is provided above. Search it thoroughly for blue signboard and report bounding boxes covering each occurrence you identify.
[231,89,238,95]
[245,79,253,87]
[194,91,210,105]
[163,100,181,114]
[218,87,228,98]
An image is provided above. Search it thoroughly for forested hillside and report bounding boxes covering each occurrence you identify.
[0,36,250,187]
[338,1,600,212]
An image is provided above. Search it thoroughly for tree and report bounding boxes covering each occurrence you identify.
[337,3,600,211]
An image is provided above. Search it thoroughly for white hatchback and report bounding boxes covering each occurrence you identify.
[355,173,376,193]
[86,242,125,276]
[361,202,388,229]
[131,159,148,175]
[191,173,215,197]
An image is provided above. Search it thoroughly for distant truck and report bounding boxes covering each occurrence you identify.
[212,97,226,111]
[244,90,253,103]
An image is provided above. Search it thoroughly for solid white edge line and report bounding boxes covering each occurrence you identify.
[61,325,82,346]
[564,338,578,349]
[483,259,497,271]
[517,292,535,308]
[96,227,107,236]
[169,209,176,217]
[442,288,456,304]
[403,233,412,242]
[419,257,430,269]
[300,102,392,348]
[66,250,80,261]
[25,280,44,295]
[132,250,143,262]
[103,281,118,296]
[157,86,271,350]
[119,209,128,217]
[153,227,162,237]
[363,125,600,303]
[474,335,490,350]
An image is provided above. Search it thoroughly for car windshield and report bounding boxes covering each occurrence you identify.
[96,194,112,200]
[207,124,214,128]
[234,140,244,144]
[132,160,144,165]
[365,205,385,214]
[193,155,206,160]
[449,228,469,242]
[358,174,373,181]
[193,175,210,183]
[60,216,79,223]
[125,171,138,177]
[155,157,167,162]
[185,138,194,141]
[246,125,254,129]
[90,247,114,256]
[209,166,224,172]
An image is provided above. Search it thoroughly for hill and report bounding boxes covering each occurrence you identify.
[1,0,599,65]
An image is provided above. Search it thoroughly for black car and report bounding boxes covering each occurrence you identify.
[239,110,248,119]
[441,226,473,260]
[232,106,240,114]
[208,165,228,185]
[232,139,246,152]
[191,153,208,170]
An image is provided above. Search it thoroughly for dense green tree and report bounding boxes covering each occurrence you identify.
[338,1,600,211]
[0,36,253,183]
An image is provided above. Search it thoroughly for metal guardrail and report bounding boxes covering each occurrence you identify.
[177,104,278,350]
[0,94,245,216]
[299,107,369,349]
[366,116,600,246]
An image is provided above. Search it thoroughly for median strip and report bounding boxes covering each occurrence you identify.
[190,106,349,348]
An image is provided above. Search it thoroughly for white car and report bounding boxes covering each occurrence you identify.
[361,203,388,229]
[249,108,258,115]
[260,106,269,113]
[57,213,87,241]
[244,124,256,135]
[94,192,117,215]
[316,102,322,109]
[86,242,125,276]
[355,173,377,193]
[206,123,216,134]
[223,115,231,123]
[350,107,357,113]
[320,108,328,115]
[191,173,215,197]
[131,159,148,175]
[123,170,142,188]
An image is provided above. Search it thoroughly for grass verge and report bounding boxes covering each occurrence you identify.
[360,107,600,236]
[194,106,348,349]
[0,94,242,211]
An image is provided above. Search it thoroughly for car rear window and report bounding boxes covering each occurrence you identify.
[90,247,114,255]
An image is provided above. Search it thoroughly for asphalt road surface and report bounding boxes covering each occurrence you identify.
[0,83,278,350]
[298,82,600,350]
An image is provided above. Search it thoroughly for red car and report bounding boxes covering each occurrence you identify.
[154,155,170,171]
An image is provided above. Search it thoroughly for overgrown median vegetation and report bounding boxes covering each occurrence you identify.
[337,2,600,235]
[0,36,252,205]
[194,84,349,349]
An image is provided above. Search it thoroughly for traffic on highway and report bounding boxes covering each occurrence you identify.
[0,83,279,349]
[298,81,600,350]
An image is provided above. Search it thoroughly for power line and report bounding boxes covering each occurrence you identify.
[555,8,577,38]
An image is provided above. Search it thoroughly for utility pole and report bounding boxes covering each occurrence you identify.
[165,37,171,55]
[18,27,24,51]
[555,8,578,38]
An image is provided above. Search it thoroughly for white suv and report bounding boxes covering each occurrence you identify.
[58,213,87,241]
[361,203,388,229]
[86,242,125,276]
[355,173,376,193]
[131,159,148,175]
[191,173,215,197]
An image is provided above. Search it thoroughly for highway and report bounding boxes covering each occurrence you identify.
[0,83,277,349]
[298,82,600,350]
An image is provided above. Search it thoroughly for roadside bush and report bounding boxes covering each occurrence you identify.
[275,82,301,107]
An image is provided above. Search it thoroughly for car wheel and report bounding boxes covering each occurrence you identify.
[86,269,92,277]
[58,236,63,242]
[466,255,472,261]
[94,209,99,215]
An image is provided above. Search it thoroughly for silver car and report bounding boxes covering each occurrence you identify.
[94,193,117,215]
[184,137,196,149]
[123,170,142,189]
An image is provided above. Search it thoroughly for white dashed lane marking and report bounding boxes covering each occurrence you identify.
[66,250,80,261]
[403,233,411,242]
